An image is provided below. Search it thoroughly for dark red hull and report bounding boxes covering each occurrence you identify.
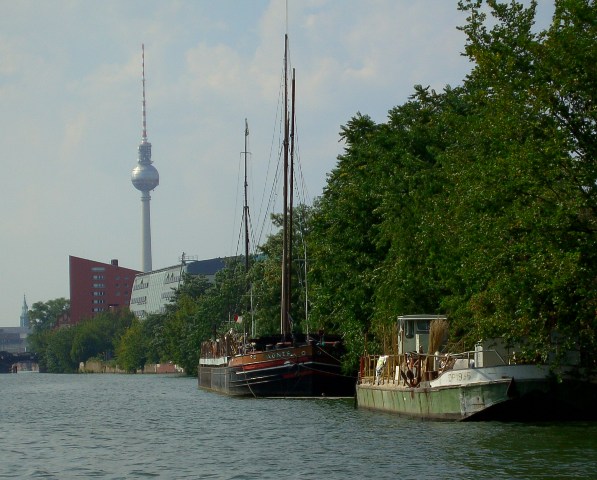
[199,343,355,397]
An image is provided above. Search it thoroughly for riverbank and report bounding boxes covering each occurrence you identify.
[78,359,184,374]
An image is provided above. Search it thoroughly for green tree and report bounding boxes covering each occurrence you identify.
[249,205,313,337]
[424,0,597,362]
[141,313,168,364]
[70,310,135,364]
[308,114,388,370]
[27,329,52,372]
[306,0,597,369]
[29,298,70,332]
[28,298,71,372]
[44,327,78,373]
[116,319,147,373]
[372,86,463,330]
[161,274,213,375]
[28,303,135,373]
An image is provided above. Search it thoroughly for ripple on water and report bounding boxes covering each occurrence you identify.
[2,374,597,479]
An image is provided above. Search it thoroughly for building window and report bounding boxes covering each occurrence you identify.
[91,267,106,272]
[92,275,104,280]
[165,273,180,284]
[130,296,147,305]
[93,299,105,304]
[93,283,105,288]
[93,291,105,296]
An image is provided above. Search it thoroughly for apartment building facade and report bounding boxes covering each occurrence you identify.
[69,256,141,324]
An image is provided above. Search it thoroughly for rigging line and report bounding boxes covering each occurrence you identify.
[229,136,244,257]
[234,214,245,259]
[299,364,354,380]
[246,147,256,256]
[233,174,249,260]
[256,60,284,218]
[255,145,282,251]
[247,210,258,259]
[255,66,285,249]
[256,134,284,251]
[291,122,311,207]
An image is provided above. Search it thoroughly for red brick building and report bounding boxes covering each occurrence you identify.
[69,256,141,324]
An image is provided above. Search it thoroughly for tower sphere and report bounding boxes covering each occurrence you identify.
[131,162,159,192]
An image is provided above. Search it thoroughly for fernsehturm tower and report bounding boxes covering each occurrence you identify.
[131,44,159,272]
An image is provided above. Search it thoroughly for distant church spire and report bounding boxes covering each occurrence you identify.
[20,295,29,328]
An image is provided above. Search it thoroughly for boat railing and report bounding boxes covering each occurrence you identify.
[359,353,440,387]
[359,349,507,387]
[200,335,243,359]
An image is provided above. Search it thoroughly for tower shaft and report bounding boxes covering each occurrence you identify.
[141,191,152,272]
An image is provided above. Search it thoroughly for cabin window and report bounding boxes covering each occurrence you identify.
[404,321,414,338]
[416,320,430,333]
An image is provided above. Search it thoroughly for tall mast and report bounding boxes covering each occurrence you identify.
[280,34,290,337]
[243,119,252,337]
[243,119,250,274]
[287,67,295,331]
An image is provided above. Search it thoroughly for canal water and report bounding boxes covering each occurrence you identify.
[1,374,596,479]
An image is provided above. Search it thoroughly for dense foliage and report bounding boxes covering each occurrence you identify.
[115,264,248,375]
[28,304,135,373]
[308,0,597,367]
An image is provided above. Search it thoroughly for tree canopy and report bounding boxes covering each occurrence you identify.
[307,0,597,367]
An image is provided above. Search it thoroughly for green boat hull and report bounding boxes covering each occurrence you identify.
[357,379,517,421]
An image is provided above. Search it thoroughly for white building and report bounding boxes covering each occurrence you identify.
[129,258,227,318]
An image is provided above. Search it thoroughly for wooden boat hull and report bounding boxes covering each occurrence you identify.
[199,343,355,397]
[356,365,597,421]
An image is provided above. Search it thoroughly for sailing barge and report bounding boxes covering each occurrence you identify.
[198,34,354,398]
[199,332,354,397]
[356,315,597,421]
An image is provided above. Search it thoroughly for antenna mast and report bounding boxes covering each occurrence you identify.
[142,43,148,141]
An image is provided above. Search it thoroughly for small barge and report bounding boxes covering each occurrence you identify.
[356,315,597,421]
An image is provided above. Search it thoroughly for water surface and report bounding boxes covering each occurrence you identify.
[1,374,596,479]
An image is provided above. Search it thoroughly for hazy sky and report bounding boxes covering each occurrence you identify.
[0,1,554,326]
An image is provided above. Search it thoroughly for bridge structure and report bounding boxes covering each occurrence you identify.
[0,351,39,373]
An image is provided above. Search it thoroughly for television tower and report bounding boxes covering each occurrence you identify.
[131,44,159,272]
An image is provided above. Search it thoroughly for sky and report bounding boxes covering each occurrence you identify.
[0,0,555,326]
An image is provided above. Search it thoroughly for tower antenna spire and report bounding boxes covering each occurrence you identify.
[142,43,147,141]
